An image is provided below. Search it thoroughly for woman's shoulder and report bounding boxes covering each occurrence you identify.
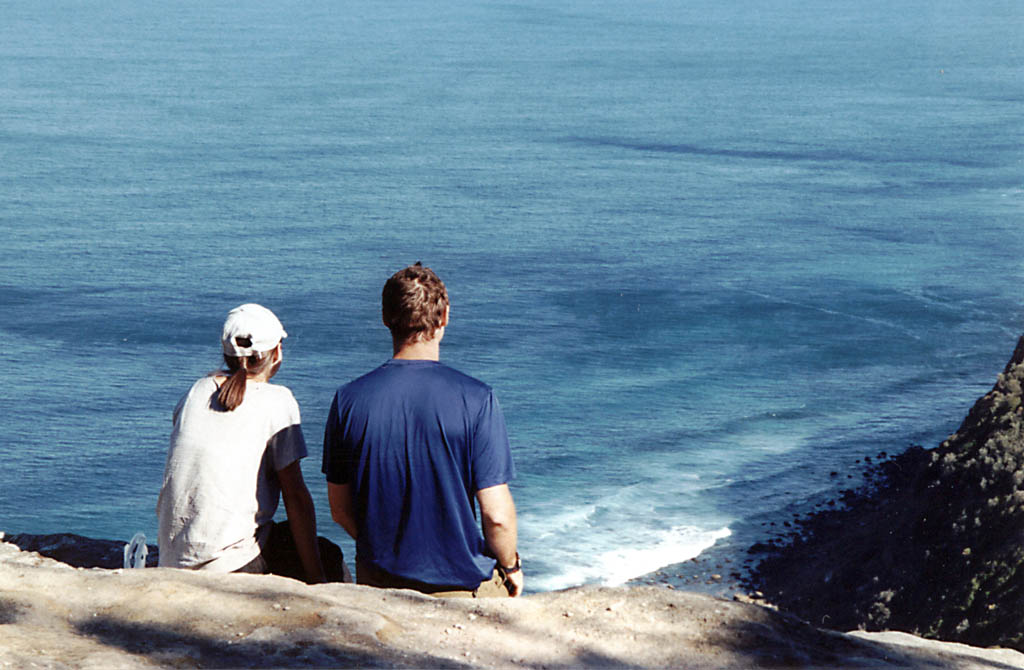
[183,374,220,395]
[173,375,221,421]
[248,380,299,403]
[248,382,302,426]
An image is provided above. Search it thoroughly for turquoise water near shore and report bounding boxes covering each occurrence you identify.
[1,0,1022,591]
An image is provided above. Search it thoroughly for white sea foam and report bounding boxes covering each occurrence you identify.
[530,525,732,592]
[729,431,803,456]
[529,503,599,541]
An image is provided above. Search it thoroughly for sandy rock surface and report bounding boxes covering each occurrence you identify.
[2,540,1022,669]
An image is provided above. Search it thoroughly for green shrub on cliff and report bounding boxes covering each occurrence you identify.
[750,336,1024,650]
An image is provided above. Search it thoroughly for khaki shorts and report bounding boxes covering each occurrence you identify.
[356,559,511,598]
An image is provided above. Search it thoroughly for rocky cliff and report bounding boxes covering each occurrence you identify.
[750,335,1024,650]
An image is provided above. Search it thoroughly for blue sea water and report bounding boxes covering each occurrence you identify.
[1,0,1022,591]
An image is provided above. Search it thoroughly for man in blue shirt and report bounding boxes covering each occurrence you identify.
[323,263,522,597]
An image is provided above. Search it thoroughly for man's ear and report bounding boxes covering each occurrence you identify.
[442,304,450,327]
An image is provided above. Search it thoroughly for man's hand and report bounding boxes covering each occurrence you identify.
[501,564,524,597]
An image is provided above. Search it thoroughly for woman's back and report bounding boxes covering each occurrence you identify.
[157,374,307,571]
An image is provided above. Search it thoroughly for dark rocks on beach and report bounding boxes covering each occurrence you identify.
[748,334,1024,651]
[1,532,159,569]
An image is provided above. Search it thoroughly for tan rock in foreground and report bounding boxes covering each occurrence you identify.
[1,541,1021,669]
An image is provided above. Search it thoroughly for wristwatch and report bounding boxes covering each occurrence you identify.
[499,552,521,575]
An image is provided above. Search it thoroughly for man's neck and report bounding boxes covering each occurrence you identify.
[392,337,441,361]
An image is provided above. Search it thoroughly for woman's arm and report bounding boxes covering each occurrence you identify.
[278,461,327,584]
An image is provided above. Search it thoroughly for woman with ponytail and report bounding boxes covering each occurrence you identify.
[157,304,332,584]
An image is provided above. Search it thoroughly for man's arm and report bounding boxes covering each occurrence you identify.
[327,482,359,540]
[278,461,327,584]
[477,483,522,596]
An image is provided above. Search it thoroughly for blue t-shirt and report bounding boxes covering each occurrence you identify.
[322,359,515,588]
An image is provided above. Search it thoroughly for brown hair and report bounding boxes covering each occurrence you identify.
[382,262,449,346]
[216,337,279,411]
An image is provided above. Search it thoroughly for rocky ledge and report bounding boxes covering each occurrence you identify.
[2,536,1023,668]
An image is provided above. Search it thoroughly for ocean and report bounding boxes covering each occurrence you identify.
[1,0,1022,592]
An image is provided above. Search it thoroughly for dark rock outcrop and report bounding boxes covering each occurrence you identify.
[1,532,159,568]
[749,335,1024,650]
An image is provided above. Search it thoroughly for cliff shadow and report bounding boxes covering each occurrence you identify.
[712,615,1024,669]
[74,615,468,669]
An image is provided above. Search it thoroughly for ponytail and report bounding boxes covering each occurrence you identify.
[217,359,249,411]
[217,346,278,412]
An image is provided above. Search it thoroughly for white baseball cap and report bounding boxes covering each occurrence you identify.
[221,303,287,357]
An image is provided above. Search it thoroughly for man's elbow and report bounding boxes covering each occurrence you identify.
[329,507,357,538]
[478,484,517,530]
[481,504,520,536]
[481,506,517,532]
